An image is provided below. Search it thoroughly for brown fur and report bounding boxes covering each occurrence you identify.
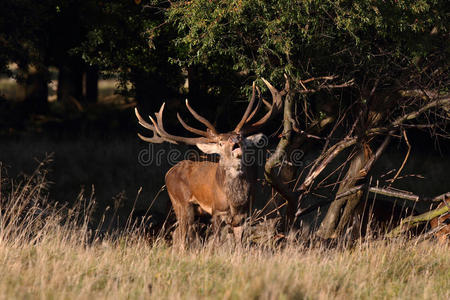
[165,135,258,248]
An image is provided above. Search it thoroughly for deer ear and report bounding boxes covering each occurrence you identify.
[245,133,265,146]
[196,143,221,154]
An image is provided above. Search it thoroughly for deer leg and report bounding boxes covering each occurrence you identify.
[185,204,196,245]
[232,225,244,245]
[210,211,228,243]
[229,205,247,245]
[171,201,195,250]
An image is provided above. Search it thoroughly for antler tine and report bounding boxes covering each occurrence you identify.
[152,103,213,145]
[239,76,289,134]
[246,96,261,123]
[262,98,272,109]
[135,108,171,143]
[137,132,175,144]
[234,81,257,133]
[135,105,213,145]
[185,99,218,135]
[135,107,156,131]
[176,113,211,137]
[245,86,265,123]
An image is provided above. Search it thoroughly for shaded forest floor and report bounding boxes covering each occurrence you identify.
[0,77,173,231]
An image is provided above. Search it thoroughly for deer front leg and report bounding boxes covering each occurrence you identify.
[210,211,230,243]
[232,225,244,244]
[172,202,195,250]
[229,205,247,245]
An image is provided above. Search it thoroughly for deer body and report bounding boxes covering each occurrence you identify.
[165,157,256,242]
[135,78,288,247]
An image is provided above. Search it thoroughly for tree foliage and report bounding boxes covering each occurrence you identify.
[168,0,448,90]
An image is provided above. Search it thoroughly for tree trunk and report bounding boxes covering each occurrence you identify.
[83,66,98,103]
[316,148,368,239]
[57,60,83,109]
[264,88,297,230]
[316,132,393,239]
[23,64,49,113]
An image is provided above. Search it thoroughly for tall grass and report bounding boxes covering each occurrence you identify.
[0,162,449,299]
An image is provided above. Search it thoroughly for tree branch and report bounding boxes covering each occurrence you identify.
[387,204,449,237]
[264,82,297,208]
[297,137,357,191]
[367,96,450,135]
[336,186,449,203]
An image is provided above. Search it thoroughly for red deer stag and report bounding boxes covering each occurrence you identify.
[135,79,288,247]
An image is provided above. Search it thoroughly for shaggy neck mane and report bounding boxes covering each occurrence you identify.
[216,163,251,208]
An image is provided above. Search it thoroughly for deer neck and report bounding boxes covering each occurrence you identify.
[217,158,251,208]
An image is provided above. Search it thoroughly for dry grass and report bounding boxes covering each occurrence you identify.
[0,164,449,300]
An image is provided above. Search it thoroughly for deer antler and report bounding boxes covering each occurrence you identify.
[136,77,288,144]
[135,108,175,144]
[175,99,219,138]
[235,76,289,134]
[234,81,258,133]
[184,100,218,135]
[135,104,215,145]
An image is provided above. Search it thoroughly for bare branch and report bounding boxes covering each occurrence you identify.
[368,96,450,135]
[387,204,449,237]
[264,87,297,211]
[392,96,450,127]
[297,79,355,94]
[335,186,449,203]
[360,131,394,175]
[297,137,358,191]
[300,75,338,84]
[389,130,411,186]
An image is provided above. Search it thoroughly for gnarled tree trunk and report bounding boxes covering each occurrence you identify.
[316,148,369,239]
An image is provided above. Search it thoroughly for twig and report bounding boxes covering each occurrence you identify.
[297,79,355,94]
[295,199,334,218]
[389,129,411,186]
[368,186,420,202]
[300,76,338,84]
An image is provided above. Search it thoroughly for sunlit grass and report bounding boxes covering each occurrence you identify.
[0,163,449,299]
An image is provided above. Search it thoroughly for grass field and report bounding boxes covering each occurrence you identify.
[1,231,449,299]
[0,163,449,300]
